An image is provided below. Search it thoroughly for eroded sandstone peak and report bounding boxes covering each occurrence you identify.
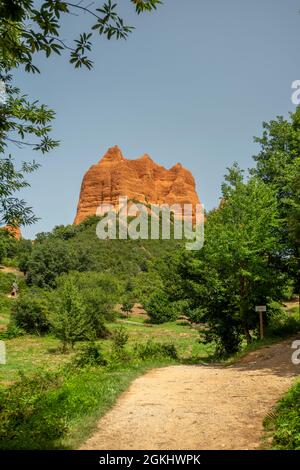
[74,146,200,225]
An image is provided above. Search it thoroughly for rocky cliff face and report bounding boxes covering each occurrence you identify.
[74,146,200,224]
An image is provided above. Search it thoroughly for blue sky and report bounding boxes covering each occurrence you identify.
[11,0,300,238]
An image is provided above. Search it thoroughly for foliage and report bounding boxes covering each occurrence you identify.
[73,343,107,368]
[251,108,300,295]
[56,271,122,338]
[25,238,91,287]
[50,280,94,351]
[0,322,24,340]
[121,299,134,317]
[22,217,182,286]
[11,291,51,335]
[111,325,129,361]
[0,1,162,72]
[0,229,17,263]
[0,370,67,450]
[133,269,164,305]
[134,339,178,360]
[145,289,182,324]
[0,79,58,226]
[265,309,300,338]
[265,380,300,450]
[178,170,288,355]
[0,1,161,226]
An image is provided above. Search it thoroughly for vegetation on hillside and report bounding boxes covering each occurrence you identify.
[0,109,300,450]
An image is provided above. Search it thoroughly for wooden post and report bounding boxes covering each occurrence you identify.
[255,306,266,340]
[259,311,264,340]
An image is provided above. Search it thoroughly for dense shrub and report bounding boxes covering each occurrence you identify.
[12,293,51,335]
[135,339,178,360]
[26,239,92,287]
[111,326,129,361]
[265,381,300,449]
[0,371,66,450]
[199,317,243,358]
[0,271,19,295]
[145,290,179,324]
[73,343,107,368]
[0,230,18,263]
[0,323,25,339]
[56,271,122,338]
[266,311,300,338]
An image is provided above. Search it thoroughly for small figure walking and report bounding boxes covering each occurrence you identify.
[11,281,19,297]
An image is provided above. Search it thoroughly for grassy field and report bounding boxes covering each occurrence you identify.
[0,285,214,449]
[0,310,214,449]
[0,313,213,386]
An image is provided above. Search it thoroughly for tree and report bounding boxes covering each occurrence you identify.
[0,227,17,262]
[121,299,134,317]
[0,1,163,72]
[12,292,51,335]
[50,280,93,352]
[56,271,122,337]
[178,168,287,355]
[0,1,162,226]
[25,238,91,287]
[251,108,300,306]
[145,289,179,324]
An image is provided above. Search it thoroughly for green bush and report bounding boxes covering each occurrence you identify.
[121,300,134,317]
[135,339,178,360]
[0,323,25,339]
[111,326,129,362]
[12,293,51,335]
[73,343,107,368]
[0,230,18,264]
[265,381,300,449]
[266,310,300,338]
[113,325,128,351]
[199,310,243,358]
[0,271,16,294]
[145,290,178,324]
[0,371,67,450]
[56,271,122,338]
[50,280,94,351]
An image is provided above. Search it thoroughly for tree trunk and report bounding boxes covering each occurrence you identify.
[243,323,252,345]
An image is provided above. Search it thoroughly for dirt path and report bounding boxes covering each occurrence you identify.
[81,338,300,450]
[0,265,24,277]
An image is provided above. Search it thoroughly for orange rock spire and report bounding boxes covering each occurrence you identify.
[74,146,200,225]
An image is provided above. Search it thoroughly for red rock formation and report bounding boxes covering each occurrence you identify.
[2,225,22,240]
[74,146,200,224]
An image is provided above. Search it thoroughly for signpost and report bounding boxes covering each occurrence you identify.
[255,306,266,340]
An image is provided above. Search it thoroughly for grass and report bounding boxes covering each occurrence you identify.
[1,267,299,450]
[0,299,214,450]
[0,313,213,386]
[0,334,75,386]
[264,379,300,450]
[112,316,214,360]
[0,358,177,450]
[60,359,176,450]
